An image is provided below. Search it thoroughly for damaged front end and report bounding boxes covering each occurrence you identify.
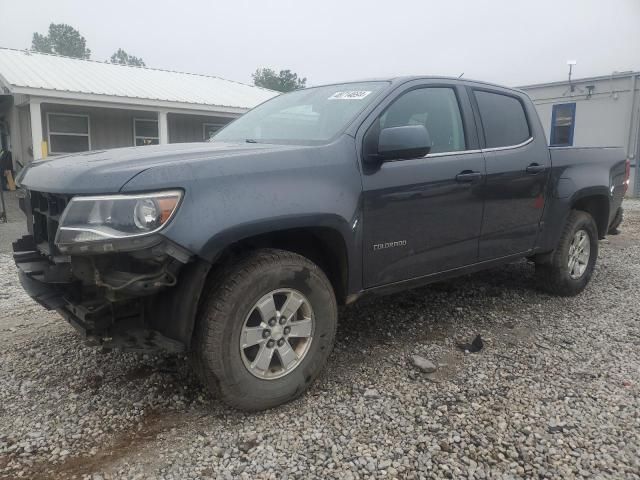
[12,190,209,353]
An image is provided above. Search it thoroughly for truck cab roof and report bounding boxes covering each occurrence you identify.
[313,76,527,96]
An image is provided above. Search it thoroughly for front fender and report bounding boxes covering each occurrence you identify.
[200,213,363,296]
[121,136,365,293]
[200,213,353,260]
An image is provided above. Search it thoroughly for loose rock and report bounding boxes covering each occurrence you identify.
[411,354,437,373]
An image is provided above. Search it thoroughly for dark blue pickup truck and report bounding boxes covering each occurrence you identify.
[13,77,628,410]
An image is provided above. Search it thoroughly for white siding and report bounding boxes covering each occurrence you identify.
[168,113,233,143]
[11,103,238,164]
[521,73,640,196]
[40,104,156,151]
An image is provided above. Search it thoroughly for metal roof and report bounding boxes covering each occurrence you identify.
[0,47,278,112]
[518,71,640,90]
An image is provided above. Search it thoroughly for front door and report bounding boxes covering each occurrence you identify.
[361,84,485,288]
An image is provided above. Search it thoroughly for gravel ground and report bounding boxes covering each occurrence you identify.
[1,200,639,480]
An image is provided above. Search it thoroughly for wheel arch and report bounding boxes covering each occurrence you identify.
[536,185,610,257]
[150,217,356,350]
[209,225,351,306]
[570,189,610,239]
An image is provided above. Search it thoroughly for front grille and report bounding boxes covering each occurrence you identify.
[28,191,71,256]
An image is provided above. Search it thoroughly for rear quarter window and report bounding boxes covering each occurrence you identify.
[474,90,530,148]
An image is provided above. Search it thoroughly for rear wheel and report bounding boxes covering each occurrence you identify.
[608,207,623,235]
[535,210,598,296]
[191,249,337,411]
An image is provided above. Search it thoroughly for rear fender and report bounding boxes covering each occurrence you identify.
[537,185,610,252]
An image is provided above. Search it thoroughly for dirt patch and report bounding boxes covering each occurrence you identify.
[422,350,464,383]
[27,410,182,480]
[122,364,155,382]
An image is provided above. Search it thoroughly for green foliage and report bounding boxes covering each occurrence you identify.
[31,33,52,54]
[31,23,91,59]
[109,48,146,67]
[252,68,307,92]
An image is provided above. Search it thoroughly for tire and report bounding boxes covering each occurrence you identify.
[608,207,623,235]
[535,210,598,296]
[191,248,337,411]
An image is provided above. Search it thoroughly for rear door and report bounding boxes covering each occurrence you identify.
[360,81,486,288]
[471,88,550,260]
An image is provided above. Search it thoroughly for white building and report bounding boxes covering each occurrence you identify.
[0,47,277,169]
[519,71,640,196]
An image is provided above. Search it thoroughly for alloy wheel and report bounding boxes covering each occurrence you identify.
[568,229,591,279]
[240,289,315,380]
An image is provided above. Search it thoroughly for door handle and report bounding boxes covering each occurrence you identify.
[455,170,482,183]
[526,163,546,174]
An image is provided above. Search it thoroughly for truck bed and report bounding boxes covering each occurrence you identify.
[550,146,627,210]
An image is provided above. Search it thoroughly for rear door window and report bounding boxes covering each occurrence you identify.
[474,90,530,148]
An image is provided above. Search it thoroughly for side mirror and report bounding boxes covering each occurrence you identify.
[377,125,432,161]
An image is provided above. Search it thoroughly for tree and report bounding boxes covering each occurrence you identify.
[31,23,91,59]
[109,48,146,67]
[252,68,307,92]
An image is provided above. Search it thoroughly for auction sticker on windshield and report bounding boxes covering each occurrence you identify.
[328,91,372,100]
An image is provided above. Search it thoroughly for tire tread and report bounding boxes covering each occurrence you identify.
[536,210,598,296]
[191,248,337,410]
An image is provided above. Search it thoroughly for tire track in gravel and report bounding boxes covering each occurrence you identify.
[25,410,185,480]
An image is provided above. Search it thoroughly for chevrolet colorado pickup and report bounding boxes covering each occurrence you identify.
[12,77,629,410]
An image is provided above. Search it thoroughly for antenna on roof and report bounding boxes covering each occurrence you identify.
[567,60,577,92]
[458,72,464,78]
[563,60,583,96]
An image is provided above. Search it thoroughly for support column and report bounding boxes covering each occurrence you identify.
[29,100,43,161]
[631,75,640,197]
[158,110,169,145]
[9,105,22,168]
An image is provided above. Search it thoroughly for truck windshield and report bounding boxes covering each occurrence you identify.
[211,82,388,145]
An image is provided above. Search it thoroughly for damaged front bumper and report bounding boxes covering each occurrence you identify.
[12,234,199,353]
[13,235,72,310]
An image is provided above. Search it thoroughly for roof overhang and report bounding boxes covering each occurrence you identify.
[2,82,249,116]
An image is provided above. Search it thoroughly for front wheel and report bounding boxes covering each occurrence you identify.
[191,249,337,411]
[535,210,598,296]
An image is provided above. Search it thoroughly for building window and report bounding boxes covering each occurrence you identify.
[47,113,91,154]
[550,103,576,147]
[203,123,224,141]
[134,118,159,146]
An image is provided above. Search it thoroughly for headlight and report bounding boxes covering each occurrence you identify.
[55,190,182,247]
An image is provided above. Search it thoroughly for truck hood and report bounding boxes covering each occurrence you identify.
[16,142,304,194]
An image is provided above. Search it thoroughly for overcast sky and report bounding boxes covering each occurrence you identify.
[0,0,638,87]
